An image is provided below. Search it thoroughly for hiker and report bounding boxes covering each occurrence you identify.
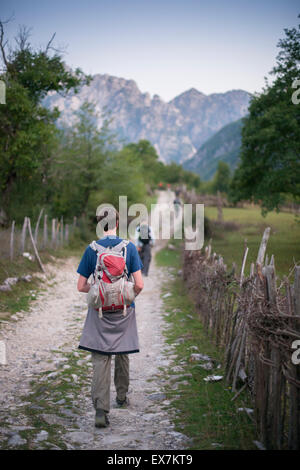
[173,196,182,216]
[76,207,144,428]
[135,220,155,277]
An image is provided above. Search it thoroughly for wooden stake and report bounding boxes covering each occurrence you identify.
[34,208,44,246]
[265,265,277,307]
[10,220,15,261]
[60,216,64,246]
[240,246,249,286]
[20,217,28,253]
[27,217,46,274]
[256,227,271,266]
[43,214,48,248]
[51,219,56,248]
[65,224,69,243]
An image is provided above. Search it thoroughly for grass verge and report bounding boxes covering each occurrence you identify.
[156,240,257,450]
[204,206,300,279]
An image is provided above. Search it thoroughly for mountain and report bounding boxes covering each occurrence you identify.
[44,73,251,163]
[183,118,244,180]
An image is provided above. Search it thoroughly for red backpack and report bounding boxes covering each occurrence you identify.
[87,240,136,318]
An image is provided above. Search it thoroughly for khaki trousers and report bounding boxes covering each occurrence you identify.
[91,352,129,413]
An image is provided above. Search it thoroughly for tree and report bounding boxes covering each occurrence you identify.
[213,161,231,193]
[230,18,300,214]
[50,102,113,218]
[0,20,90,222]
[119,140,163,187]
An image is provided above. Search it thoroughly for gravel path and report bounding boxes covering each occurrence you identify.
[0,192,190,450]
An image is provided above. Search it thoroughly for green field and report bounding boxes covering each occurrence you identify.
[203,206,300,279]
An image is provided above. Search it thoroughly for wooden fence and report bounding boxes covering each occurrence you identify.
[183,228,300,449]
[0,211,78,264]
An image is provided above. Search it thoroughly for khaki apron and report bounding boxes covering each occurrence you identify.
[78,305,139,355]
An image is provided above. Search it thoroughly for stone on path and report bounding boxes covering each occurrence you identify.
[36,430,49,442]
[147,392,166,401]
[65,431,93,445]
[8,433,27,447]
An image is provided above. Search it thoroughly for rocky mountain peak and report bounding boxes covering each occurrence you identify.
[44,72,251,163]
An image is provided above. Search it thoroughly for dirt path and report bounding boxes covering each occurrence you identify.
[0,191,190,450]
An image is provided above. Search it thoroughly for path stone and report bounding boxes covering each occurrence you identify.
[8,434,27,446]
[65,431,93,444]
[36,430,49,441]
[147,392,167,401]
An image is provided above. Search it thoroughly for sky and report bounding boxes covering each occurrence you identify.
[1,0,299,101]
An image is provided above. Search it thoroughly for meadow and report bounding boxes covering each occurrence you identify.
[203,205,300,279]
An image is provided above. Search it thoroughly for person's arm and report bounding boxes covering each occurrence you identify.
[77,275,90,293]
[132,270,144,296]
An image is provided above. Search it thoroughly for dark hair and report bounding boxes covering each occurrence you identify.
[96,207,119,232]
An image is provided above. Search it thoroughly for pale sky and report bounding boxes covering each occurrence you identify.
[1,0,299,101]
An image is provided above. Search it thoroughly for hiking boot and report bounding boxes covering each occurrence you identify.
[95,409,109,428]
[116,396,130,408]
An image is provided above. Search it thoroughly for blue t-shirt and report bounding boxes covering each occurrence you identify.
[77,235,143,280]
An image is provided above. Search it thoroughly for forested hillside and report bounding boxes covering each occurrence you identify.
[183,119,243,180]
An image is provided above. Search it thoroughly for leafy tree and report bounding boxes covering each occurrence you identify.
[0,21,89,223]
[50,102,113,218]
[90,150,146,211]
[213,161,231,194]
[119,140,163,187]
[230,18,300,213]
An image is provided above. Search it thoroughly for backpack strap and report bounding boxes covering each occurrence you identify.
[89,240,107,254]
[110,239,130,252]
[89,239,129,253]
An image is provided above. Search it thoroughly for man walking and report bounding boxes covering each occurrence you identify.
[77,208,144,427]
[135,220,155,277]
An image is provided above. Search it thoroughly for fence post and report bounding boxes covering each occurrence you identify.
[20,217,28,253]
[60,216,64,247]
[265,265,277,306]
[43,214,48,248]
[257,227,271,267]
[27,217,46,274]
[51,218,56,248]
[55,220,60,249]
[65,224,69,244]
[240,243,249,286]
[10,220,15,261]
[34,208,44,246]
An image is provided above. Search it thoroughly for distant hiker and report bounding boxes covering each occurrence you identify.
[135,221,155,276]
[135,221,155,277]
[76,207,144,428]
[173,196,182,216]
